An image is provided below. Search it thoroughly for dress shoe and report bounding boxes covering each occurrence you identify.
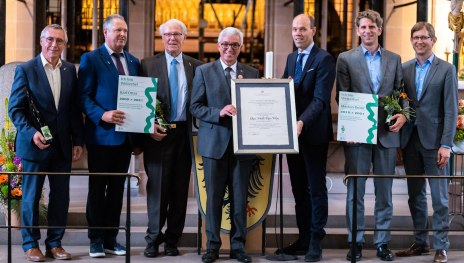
[395,242,430,257]
[164,243,179,256]
[45,247,72,260]
[275,240,308,255]
[25,248,45,262]
[143,243,159,258]
[202,249,219,263]
[377,244,394,261]
[305,239,322,262]
[230,249,252,263]
[346,243,362,261]
[433,249,448,263]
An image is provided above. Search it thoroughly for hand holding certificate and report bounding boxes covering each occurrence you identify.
[116,76,158,133]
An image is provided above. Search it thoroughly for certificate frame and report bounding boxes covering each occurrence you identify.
[231,79,299,154]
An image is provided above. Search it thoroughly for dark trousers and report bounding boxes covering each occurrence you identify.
[21,141,71,251]
[143,123,192,246]
[86,142,132,247]
[203,142,254,251]
[286,142,329,244]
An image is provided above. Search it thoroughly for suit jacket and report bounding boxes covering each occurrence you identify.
[283,45,336,144]
[8,55,84,162]
[139,52,202,147]
[78,45,140,146]
[400,56,458,150]
[190,60,259,159]
[336,46,403,148]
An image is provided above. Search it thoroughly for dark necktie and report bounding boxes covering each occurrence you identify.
[112,53,126,75]
[170,59,179,120]
[294,53,306,84]
[225,67,232,87]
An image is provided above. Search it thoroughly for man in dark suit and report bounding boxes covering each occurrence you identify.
[9,24,84,262]
[277,14,335,262]
[336,9,405,261]
[78,14,140,258]
[138,19,202,258]
[395,22,458,263]
[190,27,259,263]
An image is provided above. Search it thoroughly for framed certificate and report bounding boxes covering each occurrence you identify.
[231,79,299,154]
[337,91,378,144]
[116,76,158,133]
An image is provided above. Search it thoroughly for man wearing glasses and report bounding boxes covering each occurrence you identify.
[190,27,259,263]
[395,22,458,263]
[9,24,84,261]
[137,19,202,258]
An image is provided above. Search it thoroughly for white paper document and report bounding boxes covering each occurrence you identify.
[116,76,157,133]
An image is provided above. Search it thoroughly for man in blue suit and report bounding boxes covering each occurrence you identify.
[190,27,259,263]
[278,14,335,262]
[9,24,84,262]
[78,14,140,258]
[336,9,405,262]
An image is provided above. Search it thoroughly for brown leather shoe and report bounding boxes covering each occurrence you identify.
[433,249,448,263]
[395,243,430,257]
[45,246,72,260]
[25,248,45,262]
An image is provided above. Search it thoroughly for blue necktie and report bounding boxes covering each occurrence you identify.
[294,53,306,84]
[170,59,179,120]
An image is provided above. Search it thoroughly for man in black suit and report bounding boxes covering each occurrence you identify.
[190,27,259,263]
[277,14,335,262]
[138,19,202,258]
[9,24,84,261]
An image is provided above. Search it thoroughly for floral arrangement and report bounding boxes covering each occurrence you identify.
[455,99,464,143]
[0,98,22,214]
[379,82,415,128]
[155,99,171,132]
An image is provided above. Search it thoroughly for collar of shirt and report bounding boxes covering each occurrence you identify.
[220,59,237,75]
[104,43,124,57]
[415,53,435,67]
[298,42,314,68]
[361,45,382,58]
[40,53,62,70]
[165,51,183,65]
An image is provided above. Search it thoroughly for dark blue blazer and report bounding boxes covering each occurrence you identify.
[283,45,336,144]
[78,45,140,146]
[8,55,84,162]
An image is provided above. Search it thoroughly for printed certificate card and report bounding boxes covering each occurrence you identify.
[116,76,157,133]
[337,91,378,144]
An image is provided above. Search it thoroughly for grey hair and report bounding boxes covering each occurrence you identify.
[218,27,243,45]
[103,14,126,31]
[40,24,68,43]
[160,19,187,36]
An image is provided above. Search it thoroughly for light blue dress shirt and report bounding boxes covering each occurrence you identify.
[415,54,434,100]
[361,45,382,94]
[165,52,187,121]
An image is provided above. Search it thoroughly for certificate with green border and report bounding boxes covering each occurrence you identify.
[337,91,378,144]
[116,76,157,134]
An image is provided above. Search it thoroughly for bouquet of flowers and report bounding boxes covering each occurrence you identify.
[379,82,415,129]
[155,99,171,133]
[455,99,464,143]
[0,98,22,214]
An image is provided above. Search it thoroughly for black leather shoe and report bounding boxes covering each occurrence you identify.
[230,249,252,263]
[305,253,322,262]
[275,240,308,255]
[143,243,159,258]
[377,244,395,261]
[346,244,362,261]
[202,249,219,263]
[164,243,179,256]
[305,239,322,262]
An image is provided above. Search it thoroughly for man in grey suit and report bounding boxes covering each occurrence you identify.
[395,22,458,263]
[138,19,202,258]
[190,27,259,263]
[336,9,405,261]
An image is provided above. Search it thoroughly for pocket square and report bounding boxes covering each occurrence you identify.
[307,68,315,72]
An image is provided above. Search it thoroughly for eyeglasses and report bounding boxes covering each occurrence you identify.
[412,36,432,41]
[43,37,65,45]
[220,42,241,50]
[163,32,183,38]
